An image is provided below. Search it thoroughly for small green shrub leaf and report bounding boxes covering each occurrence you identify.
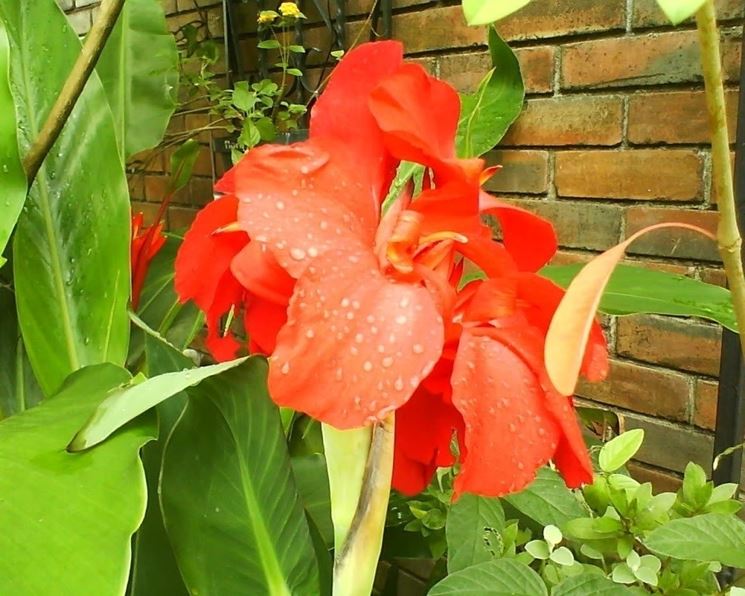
[599,430,645,473]
[430,559,547,595]
[553,574,633,595]
[447,494,505,572]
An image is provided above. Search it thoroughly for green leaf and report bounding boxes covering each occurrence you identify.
[612,563,637,585]
[550,546,575,566]
[97,0,179,158]
[599,430,645,473]
[2,0,130,396]
[655,0,707,25]
[456,28,524,158]
[0,364,155,595]
[129,335,191,596]
[160,358,320,594]
[504,467,586,527]
[0,287,43,418]
[541,264,737,332]
[0,20,25,267]
[447,494,506,572]
[291,453,334,548]
[128,234,203,367]
[553,574,632,595]
[70,356,247,450]
[461,0,532,25]
[525,540,551,560]
[644,513,745,567]
[430,559,547,595]
[169,139,200,193]
[287,68,303,76]
[257,39,281,49]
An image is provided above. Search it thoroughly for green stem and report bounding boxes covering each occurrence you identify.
[696,1,745,356]
[22,0,125,185]
[332,415,395,596]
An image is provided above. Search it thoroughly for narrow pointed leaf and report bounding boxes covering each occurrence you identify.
[545,224,715,396]
[456,28,524,158]
[461,0,532,25]
[1,0,130,396]
[542,263,737,332]
[160,358,320,594]
[0,287,43,419]
[0,364,155,595]
[97,0,179,158]
[0,20,25,267]
[655,0,707,25]
[70,357,247,451]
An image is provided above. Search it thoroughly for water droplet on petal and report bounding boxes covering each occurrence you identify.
[363,361,373,372]
[290,247,306,260]
[276,200,285,210]
[394,377,404,391]
[382,356,394,368]
[395,315,407,325]
[280,362,291,374]
[412,344,424,354]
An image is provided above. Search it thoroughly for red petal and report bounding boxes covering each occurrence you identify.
[203,270,245,362]
[267,245,444,429]
[234,139,378,279]
[231,241,295,305]
[310,41,403,203]
[244,296,288,355]
[215,166,235,194]
[451,331,561,497]
[544,392,593,487]
[369,63,459,175]
[174,195,248,311]
[479,191,557,272]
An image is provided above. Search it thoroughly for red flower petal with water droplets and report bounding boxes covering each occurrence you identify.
[393,382,464,495]
[231,241,294,305]
[311,41,403,203]
[174,195,248,312]
[245,296,288,355]
[479,191,558,272]
[369,63,460,179]
[234,139,379,280]
[451,331,561,497]
[268,245,444,429]
[203,269,245,362]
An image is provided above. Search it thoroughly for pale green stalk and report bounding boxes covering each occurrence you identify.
[696,1,745,356]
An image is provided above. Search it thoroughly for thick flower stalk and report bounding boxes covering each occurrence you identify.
[175,41,608,594]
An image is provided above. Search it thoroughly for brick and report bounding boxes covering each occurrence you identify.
[576,359,691,422]
[390,7,487,54]
[700,267,727,287]
[131,201,161,226]
[632,0,743,29]
[622,412,712,475]
[76,0,99,7]
[624,207,720,261]
[561,30,742,90]
[503,96,623,147]
[515,46,555,95]
[163,0,179,15]
[628,461,682,493]
[506,199,622,251]
[555,150,704,201]
[57,0,74,10]
[190,145,214,177]
[188,176,215,207]
[496,0,624,42]
[144,175,169,202]
[438,52,491,94]
[628,89,739,145]
[616,314,722,376]
[483,150,549,195]
[127,175,145,202]
[694,379,719,430]
[168,206,198,232]
[346,0,431,17]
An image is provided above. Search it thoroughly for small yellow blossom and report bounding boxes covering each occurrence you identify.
[257,10,279,25]
[278,2,304,18]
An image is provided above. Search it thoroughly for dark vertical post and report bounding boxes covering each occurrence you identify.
[712,29,745,487]
[381,0,393,39]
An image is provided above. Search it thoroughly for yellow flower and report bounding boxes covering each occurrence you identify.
[278,2,304,18]
[257,10,279,24]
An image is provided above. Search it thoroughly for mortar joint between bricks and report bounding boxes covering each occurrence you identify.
[546,151,557,200]
[620,94,630,149]
[624,0,633,34]
[701,149,713,208]
[552,44,562,96]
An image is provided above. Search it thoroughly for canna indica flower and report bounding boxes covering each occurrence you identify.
[175,41,608,498]
[131,212,166,310]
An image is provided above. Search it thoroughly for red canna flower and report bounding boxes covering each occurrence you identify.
[131,212,166,310]
[175,40,608,497]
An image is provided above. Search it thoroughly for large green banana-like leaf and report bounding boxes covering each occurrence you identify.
[1,0,131,395]
[0,364,155,595]
[97,0,179,159]
[161,359,321,595]
[0,20,25,267]
[0,287,43,419]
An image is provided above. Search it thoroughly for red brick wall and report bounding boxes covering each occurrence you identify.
[62,0,745,492]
